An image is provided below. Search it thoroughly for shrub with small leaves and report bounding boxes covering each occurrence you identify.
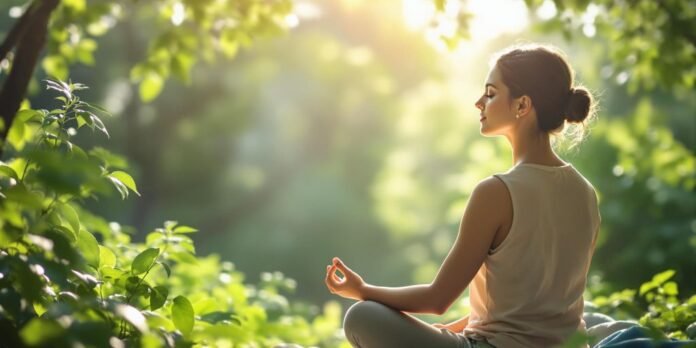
[0,79,345,347]
[560,270,696,347]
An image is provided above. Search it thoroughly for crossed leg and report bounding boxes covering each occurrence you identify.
[343,301,470,348]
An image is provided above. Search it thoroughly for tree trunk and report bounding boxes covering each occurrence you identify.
[0,0,61,157]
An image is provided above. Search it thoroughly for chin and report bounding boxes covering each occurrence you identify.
[479,127,495,137]
[479,124,506,137]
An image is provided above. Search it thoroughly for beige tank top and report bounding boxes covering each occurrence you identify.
[462,163,600,348]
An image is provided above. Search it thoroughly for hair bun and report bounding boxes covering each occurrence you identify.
[565,87,592,123]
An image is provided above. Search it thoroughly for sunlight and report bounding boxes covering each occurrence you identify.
[402,0,436,30]
[402,0,529,52]
[171,2,185,26]
[466,0,529,42]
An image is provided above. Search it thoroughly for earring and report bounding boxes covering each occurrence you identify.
[515,114,520,119]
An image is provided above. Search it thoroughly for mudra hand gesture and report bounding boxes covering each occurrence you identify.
[324,257,365,301]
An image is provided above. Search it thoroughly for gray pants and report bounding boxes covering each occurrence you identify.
[343,301,496,348]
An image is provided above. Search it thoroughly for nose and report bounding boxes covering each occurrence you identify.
[475,97,484,111]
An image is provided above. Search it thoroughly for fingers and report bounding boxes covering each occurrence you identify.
[326,257,351,295]
[324,265,336,292]
[332,257,352,275]
[325,264,343,292]
[326,264,341,282]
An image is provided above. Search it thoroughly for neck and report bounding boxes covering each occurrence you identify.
[506,121,562,167]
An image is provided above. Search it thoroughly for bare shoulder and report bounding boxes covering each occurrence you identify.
[471,176,510,204]
[466,176,512,226]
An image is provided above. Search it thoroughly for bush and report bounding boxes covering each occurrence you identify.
[562,269,696,347]
[0,79,345,347]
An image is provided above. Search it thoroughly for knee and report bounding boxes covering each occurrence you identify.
[343,301,388,337]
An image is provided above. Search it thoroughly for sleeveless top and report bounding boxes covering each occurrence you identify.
[462,163,600,348]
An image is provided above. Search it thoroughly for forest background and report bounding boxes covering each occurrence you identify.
[0,0,694,346]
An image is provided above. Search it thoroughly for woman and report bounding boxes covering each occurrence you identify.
[324,44,600,348]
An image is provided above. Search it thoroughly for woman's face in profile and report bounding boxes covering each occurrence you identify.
[475,66,516,136]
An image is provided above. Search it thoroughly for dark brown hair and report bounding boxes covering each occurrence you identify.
[494,44,595,134]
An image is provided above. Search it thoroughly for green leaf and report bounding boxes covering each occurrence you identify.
[132,248,160,275]
[150,285,168,310]
[164,220,178,231]
[100,266,126,280]
[140,73,164,102]
[57,202,80,236]
[90,114,109,138]
[687,295,696,306]
[33,301,47,316]
[99,245,116,268]
[109,171,140,196]
[114,304,149,333]
[4,182,43,209]
[76,230,100,268]
[172,295,194,335]
[146,231,165,245]
[108,175,129,199]
[663,281,678,296]
[0,162,18,179]
[42,56,69,81]
[652,269,675,285]
[157,261,171,278]
[77,111,93,129]
[125,276,148,295]
[15,109,43,124]
[71,269,100,288]
[173,225,198,234]
[63,0,86,12]
[640,281,658,296]
[6,119,25,150]
[20,318,64,345]
[44,78,71,98]
[76,38,97,65]
[171,53,195,83]
[52,225,76,243]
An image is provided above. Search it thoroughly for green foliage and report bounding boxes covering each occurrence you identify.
[577,270,696,346]
[38,0,294,103]
[0,80,345,347]
[577,99,696,294]
[426,0,695,91]
[525,0,695,92]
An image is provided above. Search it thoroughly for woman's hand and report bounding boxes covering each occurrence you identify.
[433,323,458,333]
[324,257,365,301]
[432,314,470,333]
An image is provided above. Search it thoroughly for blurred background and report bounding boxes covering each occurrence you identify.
[2,0,694,315]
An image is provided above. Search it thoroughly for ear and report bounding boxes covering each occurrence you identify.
[515,95,533,117]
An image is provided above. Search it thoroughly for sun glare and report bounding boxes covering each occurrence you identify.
[402,0,529,51]
[466,0,529,41]
[402,0,436,30]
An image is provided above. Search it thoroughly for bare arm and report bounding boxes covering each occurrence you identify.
[360,283,440,314]
[325,177,509,315]
[427,176,509,312]
[324,259,442,314]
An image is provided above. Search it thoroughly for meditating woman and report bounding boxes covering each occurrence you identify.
[324,44,600,348]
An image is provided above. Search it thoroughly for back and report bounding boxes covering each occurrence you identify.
[462,163,601,348]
